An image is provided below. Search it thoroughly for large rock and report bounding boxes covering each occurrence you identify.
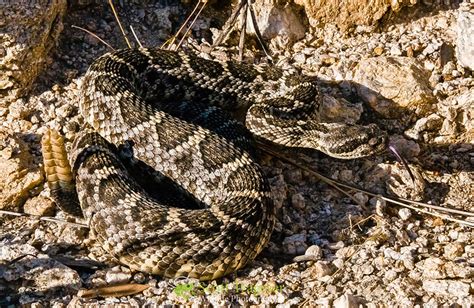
[0,0,67,103]
[0,128,43,211]
[0,241,82,301]
[294,0,400,30]
[333,293,361,308]
[422,279,471,298]
[293,0,457,30]
[438,89,474,142]
[241,0,307,47]
[353,56,435,118]
[456,2,474,70]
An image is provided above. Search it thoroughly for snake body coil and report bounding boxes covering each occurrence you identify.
[42,48,387,280]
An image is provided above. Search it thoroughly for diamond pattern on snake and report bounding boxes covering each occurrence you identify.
[42,48,387,281]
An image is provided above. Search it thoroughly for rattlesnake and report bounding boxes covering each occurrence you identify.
[42,48,387,280]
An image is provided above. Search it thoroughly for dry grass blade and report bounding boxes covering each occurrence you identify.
[130,25,143,48]
[256,141,474,228]
[71,25,115,51]
[211,0,272,62]
[78,283,150,298]
[176,0,208,50]
[238,2,248,61]
[212,0,247,48]
[0,209,89,228]
[162,0,205,50]
[396,196,474,217]
[389,145,416,185]
[257,142,365,206]
[247,0,272,61]
[108,0,132,48]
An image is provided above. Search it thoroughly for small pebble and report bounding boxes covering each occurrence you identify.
[133,272,146,284]
[282,234,307,255]
[291,193,305,210]
[305,245,323,259]
[390,44,403,56]
[375,198,386,217]
[373,46,384,55]
[398,208,412,221]
[293,53,306,64]
[334,293,360,308]
[443,242,464,260]
[422,280,470,297]
[327,241,345,250]
[338,169,353,182]
[353,192,369,206]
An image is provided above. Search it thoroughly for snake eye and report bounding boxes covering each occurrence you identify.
[368,137,379,146]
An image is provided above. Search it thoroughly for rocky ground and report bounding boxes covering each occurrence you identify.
[0,0,473,306]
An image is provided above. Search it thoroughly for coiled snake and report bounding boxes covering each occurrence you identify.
[42,48,387,280]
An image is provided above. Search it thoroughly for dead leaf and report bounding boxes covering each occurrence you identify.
[78,283,150,298]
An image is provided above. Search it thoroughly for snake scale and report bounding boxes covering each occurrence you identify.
[42,47,387,281]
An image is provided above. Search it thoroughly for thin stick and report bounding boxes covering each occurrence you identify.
[163,0,203,50]
[397,197,474,217]
[71,25,116,51]
[247,0,272,62]
[129,25,143,48]
[212,0,247,48]
[257,142,370,207]
[327,177,474,218]
[176,0,208,50]
[374,195,474,227]
[389,145,416,184]
[0,210,89,229]
[108,0,132,48]
[286,154,473,217]
[257,142,474,228]
[238,2,248,61]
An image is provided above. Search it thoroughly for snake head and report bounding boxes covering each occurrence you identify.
[314,123,388,159]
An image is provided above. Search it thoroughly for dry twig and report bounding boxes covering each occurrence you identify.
[108,0,132,48]
[257,141,474,228]
[0,209,88,228]
[71,25,115,51]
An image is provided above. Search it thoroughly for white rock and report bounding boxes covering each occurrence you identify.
[456,3,474,70]
[333,293,360,308]
[398,208,412,221]
[443,242,464,260]
[416,257,446,279]
[305,245,323,258]
[353,56,435,118]
[242,0,306,45]
[422,279,470,297]
[390,44,402,56]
